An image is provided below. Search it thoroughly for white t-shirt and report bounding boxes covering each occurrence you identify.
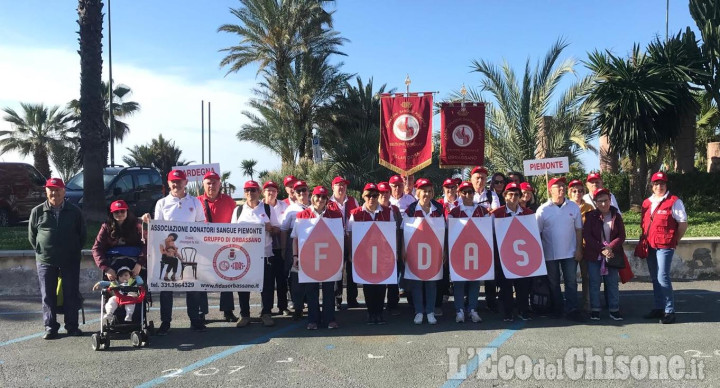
[389,194,416,213]
[154,194,206,223]
[649,192,688,223]
[231,202,280,257]
[474,190,500,211]
[280,202,308,231]
[536,198,583,261]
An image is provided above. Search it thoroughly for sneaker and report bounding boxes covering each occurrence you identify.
[66,328,83,337]
[124,316,133,322]
[503,315,514,322]
[590,311,600,321]
[42,330,58,340]
[281,309,292,317]
[236,316,251,328]
[609,311,624,321]
[469,310,482,323]
[434,307,443,317]
[306,323,318,330]
[455,310,465,323]
[156,321,170,336]
[376,315,387,325]
[643,309,664,319]
[517,311,532,321]
[223,312,239,322]
[190,322,207,332]
[327,321,339,329]
[413,313,423,325]
[427,313,437,325]
[661,313,676,324]
[103,313,113,321]
[261,314,275,327]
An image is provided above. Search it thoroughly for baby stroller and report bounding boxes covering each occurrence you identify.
[91,246,154,351]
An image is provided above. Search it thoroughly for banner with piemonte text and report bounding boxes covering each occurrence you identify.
[296,218,344,283]
[440,103,485,168]
[379,93,434,175]
[403,217,445,281]
[447,217,495,281]
[493,215,547,279]
[147,220,265,291]
[351,221,397,284]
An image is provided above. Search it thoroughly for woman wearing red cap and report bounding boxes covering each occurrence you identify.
[292,186,344,330]
[92,200,146,285]
[281,180,311,320]
[378,181,404,315]
[519,182,538,212]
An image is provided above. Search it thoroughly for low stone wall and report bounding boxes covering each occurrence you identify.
[1,238,718,296]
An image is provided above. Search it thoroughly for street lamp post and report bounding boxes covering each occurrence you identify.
[108,0,115,166]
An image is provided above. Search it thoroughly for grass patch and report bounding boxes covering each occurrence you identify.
[0,222,102,251]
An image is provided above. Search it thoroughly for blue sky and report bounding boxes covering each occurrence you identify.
[0,0,698,184]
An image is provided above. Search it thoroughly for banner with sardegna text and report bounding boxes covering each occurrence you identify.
[447,217,495,281]
[351,221,397,284]
[493,215,547,279]
[171,163,221,182]
[379,93,433,175]
[403,217,445,281]
[295,218,344,283]
[439,103,486,168]
[147,221,265,291]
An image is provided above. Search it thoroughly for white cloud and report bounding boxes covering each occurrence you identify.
[0,44,282,190]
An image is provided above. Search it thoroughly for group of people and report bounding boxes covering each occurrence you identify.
[28,166,688,339]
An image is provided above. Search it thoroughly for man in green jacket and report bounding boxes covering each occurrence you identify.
[28,178,87,339]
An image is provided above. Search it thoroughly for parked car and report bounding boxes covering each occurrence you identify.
[0,162,47,226]
[64,166,164,216]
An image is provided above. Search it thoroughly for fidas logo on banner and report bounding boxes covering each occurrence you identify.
[295,218,344,283]
[447,217,494,281]
[403,217,445,281]
[351,221,397,284]
[493,215,547,279]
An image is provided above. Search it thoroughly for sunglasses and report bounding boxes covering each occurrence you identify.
[315,195,328,200]
[244,188,258,193]
[595,199,610,205]
[364,194,380,199]
[295,188,308,193]
[570,189,584,193]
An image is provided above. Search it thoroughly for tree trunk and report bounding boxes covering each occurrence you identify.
[599,134,619,173]
[628,150,648,211]
[78,0,108,222]
[673,110,696,173]
[709,142,720,172]
[33,147,52,178]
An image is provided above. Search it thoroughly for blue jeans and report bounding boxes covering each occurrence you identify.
[305,281,335,325]
[37,262,80,332]
[545,258,578,313]
[453,281,480,312]
[408,279,437,314]
[587,260,620,312]
[646,248,675,313]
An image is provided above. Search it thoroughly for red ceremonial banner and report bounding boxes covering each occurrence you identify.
[379,93,433,175]
[439,103,485,168]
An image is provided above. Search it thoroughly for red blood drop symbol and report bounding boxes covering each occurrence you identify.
[499,217,543,277]
[354,223,396,283]
[300,219,343,281]
[406,218,443,280]
[450,219,492,280]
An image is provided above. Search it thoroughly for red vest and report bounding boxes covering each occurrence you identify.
[491,205,534,218]
[327,196,359,225]
[296,207,343,220]
[349,206,393,222]
[405,200,444,218]
[642,195,679,249]
[448,204,489,218]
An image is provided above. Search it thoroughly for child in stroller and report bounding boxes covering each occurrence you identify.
[93,266,144,323]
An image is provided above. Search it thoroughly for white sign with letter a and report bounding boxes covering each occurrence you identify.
[351,221,397,284]
[447,217,494,281]
[403,217,445,281]
[295,218,344,283]
[493,215,547,279]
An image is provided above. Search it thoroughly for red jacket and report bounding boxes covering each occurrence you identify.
[296,206,343,220]
[349,206,393,222]
[641,195,680,249]
[448,204,489,218]
[197,193,236,223]
[405,200,445,218]
[583,208,626,261]
[490,205,534,218]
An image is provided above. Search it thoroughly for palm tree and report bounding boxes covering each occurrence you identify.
[77,0,108,222]
[50,142,82,182]
[695,90,720,169]
[690,0,720,108]
[221,171,236,196]
[1,103,72,177]
[241,159,258,180]
[67,81,140,143]
[466,39,597,174]
[123,134,191,190]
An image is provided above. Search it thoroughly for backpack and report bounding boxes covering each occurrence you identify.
[529,275,553,315]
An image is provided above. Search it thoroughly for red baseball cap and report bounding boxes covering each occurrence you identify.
[470,166,488,176]
[414,178,432,189]
[442,178,458,188]
[388,175,403,185]
[283,175,297,187]
[586,172,602,182]
[568,179,583,188]
[203,171,220,181]
[244,180,260,190]
[593,188,611,198]
[453,177,462,185]
[168,169,187,181]
[45,177,65,189]
[312,186,329,196]
[520,182,534,192]
[293,180,308,190]
[263,181,279,190]
[363,182,379,192]
[332,176,349,186]
[458,181,474,192]
[651,171,668,182]
[504,182,521,193]
[377,181,390,193]
[110,200,129,213]
[547,177,567,189]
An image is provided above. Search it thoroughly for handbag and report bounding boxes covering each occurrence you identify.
[633,236,649,259]
[619,253,634,283]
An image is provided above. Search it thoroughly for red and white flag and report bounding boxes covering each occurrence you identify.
[439,103,485,168]
[403,217,445,281]
[379,93,433,175]
[493,215,547,279]
[351,222,397,284]
[296,218,344,283]
[447,217,494,281]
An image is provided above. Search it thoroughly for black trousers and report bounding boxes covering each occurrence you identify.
[364,284,387,315]
[335,253,358,304]
[160,291,204,323]
[497,273,531,316]
[219,257,275,315]
[270,249,288,310]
